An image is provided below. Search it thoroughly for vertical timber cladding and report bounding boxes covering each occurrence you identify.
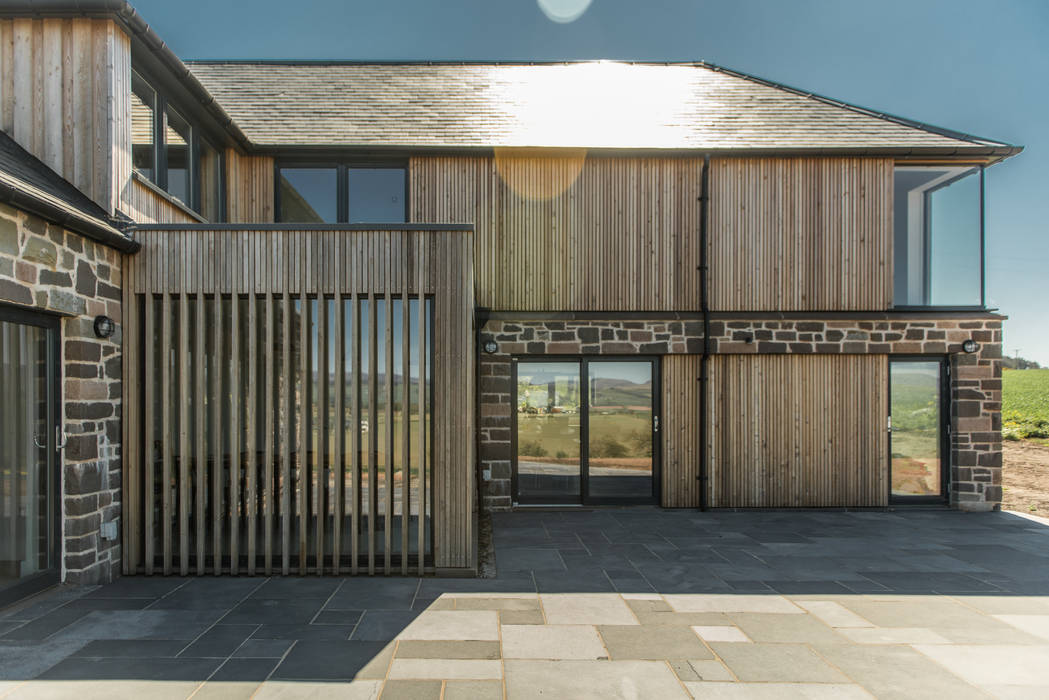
[662,355,702,508]
[708,354,889,507]
[710,157,893,311]
[410,155,703,311]
[121,226,475,575]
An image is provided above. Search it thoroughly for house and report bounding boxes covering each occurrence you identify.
[0,1,1018,604]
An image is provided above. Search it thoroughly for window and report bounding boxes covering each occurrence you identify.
[164,105,191,204]
[130,73,156,181]
[278,168,338,223]
[131,69,224,221]
[893,166,983,307]
[348,168,406,223]
[277,164,407,223]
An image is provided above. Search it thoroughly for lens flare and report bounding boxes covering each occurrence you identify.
[537,0,593,23]
[493,147,587,201]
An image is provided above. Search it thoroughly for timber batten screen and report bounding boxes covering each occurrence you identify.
[121,226,474,575]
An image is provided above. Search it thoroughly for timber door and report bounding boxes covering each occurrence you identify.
[513,358,659,505]
[0,306,60,607]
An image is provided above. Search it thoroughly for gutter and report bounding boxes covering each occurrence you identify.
[697,154,710,511]
[0,172,140,253]
[0,0,252,153]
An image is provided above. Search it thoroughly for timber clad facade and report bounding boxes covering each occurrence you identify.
[0,2,1021,596]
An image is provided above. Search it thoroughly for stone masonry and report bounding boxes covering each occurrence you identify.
[0,203,123,584]
[479,316,1003,512]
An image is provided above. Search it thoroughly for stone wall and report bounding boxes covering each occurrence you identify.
[0,204,123,584]
[479,316,1003,512]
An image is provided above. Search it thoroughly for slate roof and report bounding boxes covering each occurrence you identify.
[0,130,137,251]
[186,61,1016,154]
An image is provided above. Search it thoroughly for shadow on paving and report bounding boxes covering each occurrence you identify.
[0,509,1046,699]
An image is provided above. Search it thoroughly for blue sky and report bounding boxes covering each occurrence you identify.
[135,0,1049,364]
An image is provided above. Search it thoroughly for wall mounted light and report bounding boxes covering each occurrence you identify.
[962,339,980,354]
[93,315,116,339]
[483,340,499,354]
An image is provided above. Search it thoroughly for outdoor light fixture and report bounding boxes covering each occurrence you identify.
[93,315,115,339]
[962,339,980,354]
[483,340,499,354]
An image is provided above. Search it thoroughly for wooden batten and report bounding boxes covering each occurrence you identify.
[709,157,893,311]
[121,227,474,576]
[226,151,275,223]
[0,17,128,213]
[410,156,702,312]
[661,355,702,508]
[707,354,888,508]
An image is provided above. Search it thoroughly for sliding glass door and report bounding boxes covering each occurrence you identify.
[0,306,60,606]
[514,358,659,505]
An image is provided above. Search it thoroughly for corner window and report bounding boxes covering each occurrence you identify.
[278,168,338,223]
[131,73,156,181]
[893,166,983,307]
[130,69,225,222]
[276,163,407,224]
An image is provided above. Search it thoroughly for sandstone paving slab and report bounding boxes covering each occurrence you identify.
[503,659,689,700]
[913,643,1049,688]
[442,680,503,700]
[664,594,803,614]
[832,598,1004,630]
[2,679,207,700]
[501,624,606,660]
[727,612,847,644]
[253,679,384,699]
[795,600,874,628]
[682,681,873,699]
[812,643,990,700]
[692,625,750,643]
[189,679,263,700]
[395,640,501,659]
[633,609,731,626]
[377,679,442,699]
[538,594,637,625]
[837,627,952,645]
[387,659,503,680]
[397,611,499,641]
[992,614,1049,641]
[950,595,1049,615]
[597,624,711,660]
[452,597,539,611]
[497,609,544,625]
[685,660,735,681]
[710,642,849,683]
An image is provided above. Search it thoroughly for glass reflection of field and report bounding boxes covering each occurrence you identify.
[518,410,651,475]
[891,364,941,496]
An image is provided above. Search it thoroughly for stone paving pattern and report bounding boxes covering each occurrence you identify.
[1,509,1048,698]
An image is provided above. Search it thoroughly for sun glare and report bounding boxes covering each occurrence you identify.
[536,0,593,23]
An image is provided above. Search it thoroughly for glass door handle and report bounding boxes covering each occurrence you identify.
[653,415,660,432]
[33,426,67,450]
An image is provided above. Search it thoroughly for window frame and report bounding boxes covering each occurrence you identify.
[892,164,986,310]
[274,159,409,224]
[131,67,226,222]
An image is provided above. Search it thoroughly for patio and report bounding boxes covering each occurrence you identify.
[1,509,1048,699]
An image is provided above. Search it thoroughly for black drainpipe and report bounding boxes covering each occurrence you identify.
[697,155,711,511]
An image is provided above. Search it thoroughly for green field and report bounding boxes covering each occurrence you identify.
[1003,369,1049,441]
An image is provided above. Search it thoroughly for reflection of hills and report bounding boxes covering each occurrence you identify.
[591,378,652,406]
[308,371,424,400]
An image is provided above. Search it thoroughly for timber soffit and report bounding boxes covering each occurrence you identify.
[0,131,139,252]
[0,1,1022,159]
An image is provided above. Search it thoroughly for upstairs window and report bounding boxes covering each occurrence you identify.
[131,72,156,181]
[893,166,983,307]
[131,69,225,221]
[277,163,407,224]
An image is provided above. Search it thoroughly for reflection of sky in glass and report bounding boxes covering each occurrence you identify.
[930,171,981,306]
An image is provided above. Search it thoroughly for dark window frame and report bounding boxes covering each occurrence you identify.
[131,67,226,222]
[510,355,662,507]
[887,354,951,506]
[892,164,985,310]
[274,159,409,224]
